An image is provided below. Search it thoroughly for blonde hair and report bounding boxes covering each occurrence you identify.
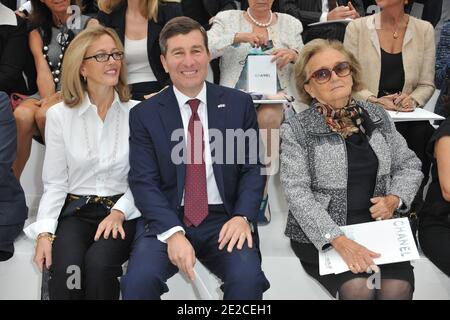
[98,0,159,21]
[294,39,365,105]
[61,25,130,107]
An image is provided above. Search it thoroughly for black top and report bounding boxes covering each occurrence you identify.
[377,48,405,97]
[182,0,210,27]
[0,15,28,95]
[97,2,183,88]
[345,131,379,225]
[420,117,450,226]
[181,0,236,30]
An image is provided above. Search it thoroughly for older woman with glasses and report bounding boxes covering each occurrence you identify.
[280,39,423,299]
[24,26,140,300]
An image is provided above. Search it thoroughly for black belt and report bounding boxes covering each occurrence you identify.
[59,193,123,219]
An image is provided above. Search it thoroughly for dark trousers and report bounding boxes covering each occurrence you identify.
[49,203,136,300]
[0,223,24,261]
[121,207,270,300]
[395,121,435,206]
[419,223,450,277]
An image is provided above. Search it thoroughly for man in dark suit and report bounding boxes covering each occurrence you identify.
[280,0,365,42]
[0,91,28,261]
[122,16,270,300]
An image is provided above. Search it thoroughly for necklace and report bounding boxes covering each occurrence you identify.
[42,25,71,84]
[387,15,407,39]
[246,8,273,28]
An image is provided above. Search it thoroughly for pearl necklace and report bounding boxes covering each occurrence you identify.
[246,8,273,28]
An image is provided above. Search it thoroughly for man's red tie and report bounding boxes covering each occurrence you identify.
[183,99,208,227]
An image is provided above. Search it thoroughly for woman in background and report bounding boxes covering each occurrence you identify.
[13,0,97,179]
[97,0,182,100]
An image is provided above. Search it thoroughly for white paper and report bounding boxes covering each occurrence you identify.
[253,99,287,104]
[388,108,445,122]
[319,218,420,275]
[247,55,277,95]
[308,19,352,27]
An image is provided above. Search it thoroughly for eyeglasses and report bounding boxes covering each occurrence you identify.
[306,61,352,84]
[83,51,124,62]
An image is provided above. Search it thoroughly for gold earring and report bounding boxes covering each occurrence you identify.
[83,75,87,82]
[404,0,409,4]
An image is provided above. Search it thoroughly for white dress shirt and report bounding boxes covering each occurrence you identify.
[24,92,141,239]
[320,0,331,22]
[157,83,223,242]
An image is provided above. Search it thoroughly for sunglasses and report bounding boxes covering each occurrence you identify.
[306,61,352,84]
[84,51,124,63]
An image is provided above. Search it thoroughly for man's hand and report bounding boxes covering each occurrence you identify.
[369,195,400,221]
[327,5,358,21]
[218,216,253,253]
[347,2,360,19]
[167,232,196,281]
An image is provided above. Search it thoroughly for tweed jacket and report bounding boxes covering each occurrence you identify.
[280,100,423,250]
[344,14,436,107]
[207,10,303,104]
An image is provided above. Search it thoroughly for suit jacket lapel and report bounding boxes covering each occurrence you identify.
[205,82,226,202]
[158,87,186,206]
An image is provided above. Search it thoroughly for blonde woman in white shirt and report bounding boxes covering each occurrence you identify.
[24,26,141,300]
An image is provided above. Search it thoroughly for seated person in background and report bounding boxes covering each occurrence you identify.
[0,92,28,262]
[121,17,270,300]
[0,2,28,95]
[410,0,442,27]
[207,0,303,217]
[24,26,141,300]
[180,0,237,84]
[181,0,236,29]
[12,0,97,179]
[419,101,450,277]
[97,0,182,100]
[434,20,450,119]
[238,0,280,11]
[280,39,423,300]
[279,0,364,42]
[344,0,435,214]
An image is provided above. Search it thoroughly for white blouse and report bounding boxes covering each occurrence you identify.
[124,36,157,85]
[24,92,141,239]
